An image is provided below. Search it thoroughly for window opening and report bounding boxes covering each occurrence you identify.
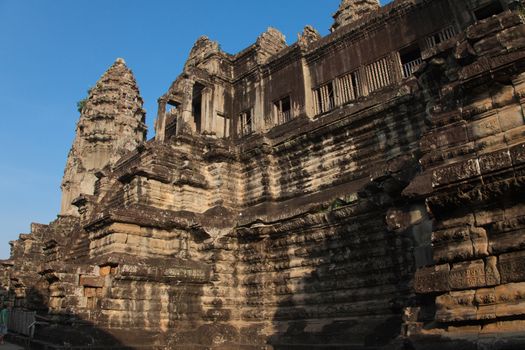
[165,101,180,137]
[337,70,362,105]
[239,109,253,136]
[474,2,504,20]
[167,101,180,115]
[365,57,395,92]
[399,45,423,78]
[351,71,361,100]
[192,83,205,133]
[216,113,230,138]
[274,96,292,124]
[425,26,457,49]
[313,82,335,115]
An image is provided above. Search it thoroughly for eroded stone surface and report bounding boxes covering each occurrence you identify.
[60,59,147,216]
[331,0,380,32]
[2,1,525,349]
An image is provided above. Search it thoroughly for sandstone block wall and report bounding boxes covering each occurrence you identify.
[2,1,525,349]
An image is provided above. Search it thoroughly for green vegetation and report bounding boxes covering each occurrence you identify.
[76,87,93,113]
[76,99,87,113]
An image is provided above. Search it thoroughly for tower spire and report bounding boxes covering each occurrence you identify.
[60,58,147,216]
[331,0,381,32]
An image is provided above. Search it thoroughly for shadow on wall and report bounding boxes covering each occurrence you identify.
[265,182,416,349]
[262,226,481,350]
[6,286,132,350]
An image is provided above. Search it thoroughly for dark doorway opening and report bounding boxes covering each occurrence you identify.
[474,1,504,21]
[192,83,205,133]
[166,100,180,138]
[399,44,422,78]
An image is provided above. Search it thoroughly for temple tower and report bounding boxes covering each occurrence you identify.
[60,58,147,216]
[331,0,381,31]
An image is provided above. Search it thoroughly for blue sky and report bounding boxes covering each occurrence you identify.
[0,0,392,259]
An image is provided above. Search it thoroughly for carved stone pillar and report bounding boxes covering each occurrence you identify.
[155,98,167,142]
[359,65,369,97]
[181,78,196,133]
[254,72,266,131]
[201,86,213,133]
[301,58,314,119]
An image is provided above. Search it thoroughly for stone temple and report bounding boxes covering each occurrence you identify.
[2,0,525,348]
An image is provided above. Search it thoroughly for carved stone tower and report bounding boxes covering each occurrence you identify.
[331,0,381,31]
[60,58,147,216]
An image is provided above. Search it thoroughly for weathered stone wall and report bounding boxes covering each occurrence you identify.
[2,1,525,349]
[409,11,525,347]
[331,0,381,32]
[61,59,147,216]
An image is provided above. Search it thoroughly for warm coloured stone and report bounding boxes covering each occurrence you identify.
[414,264,450,294]
[485,256,502,286]
[2,1,525,350]
[432,226,488,263]
[449,260,487,290]
[499,250,525,283]
[436,290,477,323]
[60,59,147,216]
[99,266,112,277]
[79,276,105,288]
[331,0,380,32]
